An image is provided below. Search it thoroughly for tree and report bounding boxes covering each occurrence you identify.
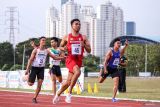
[1,64,11,71]
[10,64,22,71]
[0,42,14,69]
[126,44,160,76]
[83,54,100,72]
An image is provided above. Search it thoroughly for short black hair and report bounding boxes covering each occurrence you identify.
[51,37,58,42]
[113,38,121,44]
[39,36,46,40]
[70,18,80,26]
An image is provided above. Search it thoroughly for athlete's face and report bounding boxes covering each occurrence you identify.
[72,21,81,32]
[50,40,57,47]
[40,38,46,46]
[114,41,121,49]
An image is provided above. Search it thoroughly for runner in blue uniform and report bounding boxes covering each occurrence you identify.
[98,38,128,102]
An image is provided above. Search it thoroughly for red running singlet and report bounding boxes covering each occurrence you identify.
[65,33,84,73]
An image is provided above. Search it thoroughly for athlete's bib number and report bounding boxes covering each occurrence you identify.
[39,59,44,64]
[71,44,81,55]
[113,58,119,65]
[38,56,45,65]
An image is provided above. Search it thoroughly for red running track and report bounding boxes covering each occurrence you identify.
[0,91,159,107]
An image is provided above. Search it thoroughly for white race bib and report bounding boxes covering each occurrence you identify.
[113,58,119,65]
[71,44,81,55]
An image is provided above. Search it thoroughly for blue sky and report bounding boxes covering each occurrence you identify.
[0,0,160,43]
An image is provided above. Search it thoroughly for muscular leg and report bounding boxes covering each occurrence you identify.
[33,79,43,99]
[56,76,62,83]
[98,77,106,83]
[98,69,106,83]
[57,73,73,96]
[112,77,119,99]
[68,65,81,94]
[51,73,57,95]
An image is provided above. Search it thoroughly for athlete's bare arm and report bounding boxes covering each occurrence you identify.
[103,49,112,74]
[47,50,65,60]
[83,35,91,53]
[25,49,37,75]
[58,48,65,57]
[120,39,128,57]
[59,35,68,51]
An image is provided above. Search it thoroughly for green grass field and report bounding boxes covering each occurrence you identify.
[0,77,160,100]
[82,77,160,100]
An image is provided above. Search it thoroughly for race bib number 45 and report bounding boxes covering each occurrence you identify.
[71,44,81,55]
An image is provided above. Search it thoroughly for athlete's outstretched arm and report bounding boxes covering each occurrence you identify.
[47,49,65,60]
[120,39,128,57]
[25,49,37,75]
[83,35,91,53]
[103,49,112,74]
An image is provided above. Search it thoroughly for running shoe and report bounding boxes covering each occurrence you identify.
[53,94,59,104]
[112,98,118,102]
[32,98,38,103]
[65,93,71,103]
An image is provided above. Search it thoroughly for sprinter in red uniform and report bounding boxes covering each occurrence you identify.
[65,33,84,73]
[53,19,91,104]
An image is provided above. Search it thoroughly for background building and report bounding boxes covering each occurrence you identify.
[95,1,124,59]
[61,0,68,6]
[46,6,59,37]
[60,0,81,38]
[126,21,136,35]
[46,1,124,60]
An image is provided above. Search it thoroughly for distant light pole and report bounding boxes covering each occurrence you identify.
[22,44,25,70]
[145,44,148,75]
[5,7,19,71]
